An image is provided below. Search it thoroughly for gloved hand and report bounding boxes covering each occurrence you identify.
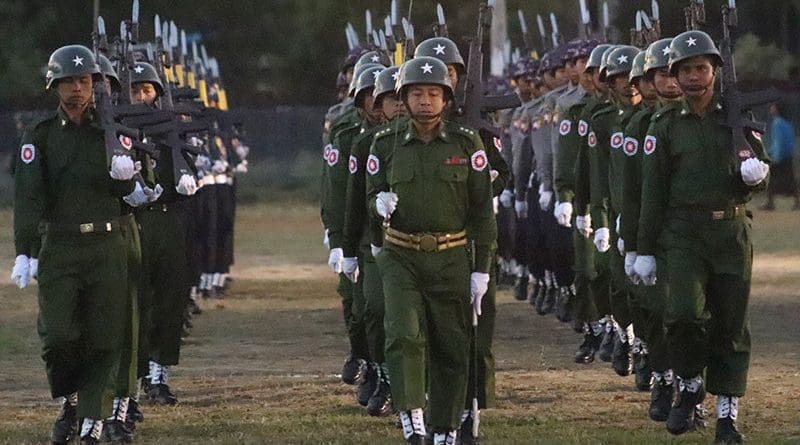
[342,257,360,283]
[211,159,228,174]
[470,272,490,316]
[615,214,621,235]
[490,169,499,182]
[144,184,163,203]
[176,174,198,196]
[370,244,382,257]
[514,200,528,219]
[11,255,31,289]
[576,214,593,238]
[327,248,344,274]
[499,189,513,208]
[594,227,610,252]
[633,255,657,286]
[323,229,330,249]
[110,155,137,180]
[376,191,399,218]
[554,201,573,227]
[235,162,248,173]
[538,184,553,211]
[624,252,639,285]
[617,237,625,256]
[123,182,150,207]
[740,158,769,186]
[235,144,250,160]
[195,155,211,171]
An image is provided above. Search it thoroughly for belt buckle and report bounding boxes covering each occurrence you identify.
[79,223,94,233]
[711,210,725,220]
[418,234,438,252]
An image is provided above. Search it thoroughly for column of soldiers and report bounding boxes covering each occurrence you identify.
[323,3,770,445]
[9,8,248,443]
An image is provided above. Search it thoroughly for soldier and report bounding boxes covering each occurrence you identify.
[129,61,198,406]
[11,45,137,444]
[367,56,496,445]
[634,30,769,443]
[342,65,405,417]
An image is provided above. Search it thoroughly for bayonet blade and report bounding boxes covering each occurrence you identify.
[366,10,373,36]
[641,12,653,30]
[652,0,660,20]
[603,2,610,28]
[154,15,161,39]
[537,14,546,37]
[518,10,528,34]
[181,30,187,57]
[391,0,397,25]
[132,0,139,23]
[384,16,393,37]
[120,21,126,41]
[201,44,209,67]
[636,10,642,31]
[98,16,106,36]
[437,4,445,25]
[170,21,178,48]
[192,41,199,64]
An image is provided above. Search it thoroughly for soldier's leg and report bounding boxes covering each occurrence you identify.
[362,253,392,416]
[593,250,616,362]
[339,271,369,384]
[353,254,377,406]
[705,273,751,397]
[572,227,598,324]
[608,230,634,376]
[545,216,576,320]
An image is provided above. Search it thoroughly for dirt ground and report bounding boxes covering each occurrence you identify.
[0,203,798,444]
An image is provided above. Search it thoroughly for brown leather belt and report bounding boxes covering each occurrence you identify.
[385,227,467,252]
[670,205,747,221]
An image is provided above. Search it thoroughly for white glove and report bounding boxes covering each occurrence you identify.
[490,169,499,182]
[615,215,621,235]
[594,227,611,252]
[576,215,593,238]
[123,182,150,207]
[235,162,248,173]
[514,200,528,219]
[110,155,136,180]
[470,272,490,316]
[617,237,625,256]
[144,184,163,203]
[323,229,330,249]
[376,191,399,218]
[28,258,39,280]
[538,189,553,211]
[195,155,211,170]
[370,244,382,257]
[625,252,640,285]
[633,255,657,286]
[11,255,31,289]
[554,201,573,227]
[211,159,228,174]
[176,174,198,196]
[740,158,769,186]
[235,144,250,159]
[342,257,360,283]
[499,189,513,208]
[327,248,344,274]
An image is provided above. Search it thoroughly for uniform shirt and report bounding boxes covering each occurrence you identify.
[14,107,135,257]
[638,98,770,255]
[554,94,593,204]
[366,119,497,273]
[321,108,361,230]
[573,95,613,216]
[533,85,569,192]
[552,83,587,195]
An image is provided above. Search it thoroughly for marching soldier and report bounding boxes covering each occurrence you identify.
[367,56,496,445]
[11,45,137,444]
[634,30,769,443]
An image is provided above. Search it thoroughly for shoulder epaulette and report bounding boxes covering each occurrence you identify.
[591,103,618,120]
[651,102,681,123]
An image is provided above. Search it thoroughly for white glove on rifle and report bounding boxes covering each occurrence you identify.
[370,244,382,257]
[323,229,330,249]
[617,237,625,256]
[110,155,137,180]
[740,158,769,186]
[538,185,553,211]
[625,252,639,285]
[176,174,198,196]
[554,201,573,227]
[514,200,528,219]
[576,214,593,238]
[490,169,499,182]
[327,248,344,274]
[144,184,163,203]
[11,255,31,289]
[470,272,490,316]
[123,182,150,207]
[235,162,248,173]
[376,192,399,219]
[633,255,657,286]
[594,227,611,253]
[499,189,513,208]
[342,257,360,283]
[211,159,228,174]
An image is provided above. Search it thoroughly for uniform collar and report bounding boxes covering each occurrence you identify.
[678,95,724,117]
[57,105,94,128]
[402,119,448,145]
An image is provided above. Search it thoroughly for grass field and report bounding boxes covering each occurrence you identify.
[0,201,799,444]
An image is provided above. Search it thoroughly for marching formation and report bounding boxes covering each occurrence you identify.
[9,1,247,443]
[321,1,771,444]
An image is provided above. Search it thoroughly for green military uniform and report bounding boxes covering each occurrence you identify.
[368,112,496,433]
[14,107,134,419]
[639,97,767,396]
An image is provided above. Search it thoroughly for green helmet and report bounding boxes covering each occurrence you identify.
[354,65,384,108]
[604,45,640,80]
[414,37,465,72]
[585,44,612,72]
[354,51,391,73]
[373,66,401,101]
[668,30,722,75]
[396,56,453,100]
[45,45,101,90]
[349,62,383,96]
[643,38,673,74]
[98,54,121,91]
[598,45,618,81]
[131,62,164,96]
[629,50,647,83]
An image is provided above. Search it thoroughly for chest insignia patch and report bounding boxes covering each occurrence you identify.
[444,155,468,166]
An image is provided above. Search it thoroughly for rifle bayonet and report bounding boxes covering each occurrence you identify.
[435,3,448,37]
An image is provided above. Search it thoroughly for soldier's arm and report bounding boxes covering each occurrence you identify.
[322,129,354,250]
[739,122,771,193]
[466,135,498,274]
[342,135,369,257]
[366,135,390,247]
[637,116,671,256]
[620,113,649,253]
[589,121,610,230]
[481,131,510,196]
[554,106,582,203]
[512,115,532,201]
[13,126,47,257]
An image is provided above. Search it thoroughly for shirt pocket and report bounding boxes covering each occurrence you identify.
[437,164,469,183]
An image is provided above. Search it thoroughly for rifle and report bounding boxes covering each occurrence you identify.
[401,17,415,62]
[549,13,562,49]
[577,0,591,41]
[434,3,448,38]
[640,9,660,44]
[457,1,522,139]
[518,10,534,58]
[684,0,705,31]
[602,2,610,42]
[719,0,781,162]
[390,0,406,66]
[631,11,645,48]
[536,14,549,52]
[650,0,662,41]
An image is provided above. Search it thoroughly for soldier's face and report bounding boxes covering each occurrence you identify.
[610,74,639,102]
[381,95,406,120]
[636,78,658,103]
[131,82,158,105]
[56,74,93,108]
[447,65,459,88]
[676,56,715,98]
[579,69,595,93]
[592,70,608,94]
[566,60,581,84]
[652,68,682,100]
[362,93,384,123]
[405,85,446,123]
